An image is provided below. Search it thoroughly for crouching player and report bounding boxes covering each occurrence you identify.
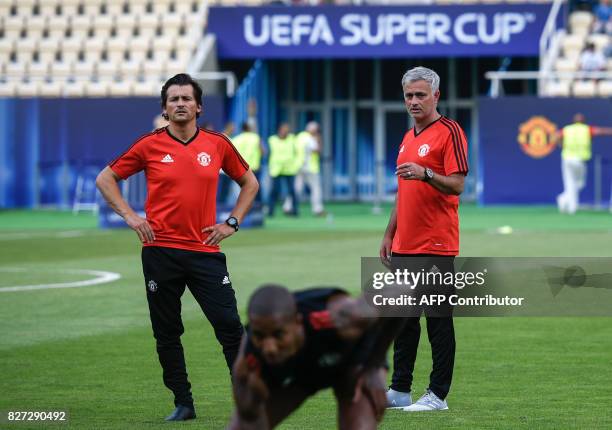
[227,284,405,430]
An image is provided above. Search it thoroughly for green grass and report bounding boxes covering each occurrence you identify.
[0,204,611,429]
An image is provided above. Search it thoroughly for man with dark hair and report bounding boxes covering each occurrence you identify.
[96,73,259,421]
[228,284,404,430]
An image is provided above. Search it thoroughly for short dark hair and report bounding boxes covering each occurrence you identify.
[248,284,296,320]
[160,73,203,109]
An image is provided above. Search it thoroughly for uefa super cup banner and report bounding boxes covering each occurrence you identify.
[207,5,560,59]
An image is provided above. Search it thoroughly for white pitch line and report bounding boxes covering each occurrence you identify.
[0,268,121,293]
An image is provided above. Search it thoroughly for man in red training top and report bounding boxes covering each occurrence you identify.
[380,66,468,412]
[96,73,258,421]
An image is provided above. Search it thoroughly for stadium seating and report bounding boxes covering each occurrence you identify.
[553,10,612,97]
[0,0,208,97]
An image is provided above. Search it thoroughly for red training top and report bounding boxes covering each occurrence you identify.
[110,127,249,253]
[392,116,469,256]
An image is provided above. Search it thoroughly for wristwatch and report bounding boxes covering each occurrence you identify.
[423,168,434,182]
[225,216,239,232]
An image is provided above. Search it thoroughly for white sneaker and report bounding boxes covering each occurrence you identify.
[402,389,448,411]
[386,389,412,409]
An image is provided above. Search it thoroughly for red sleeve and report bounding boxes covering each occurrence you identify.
[109,136,147,180]
[221,136,249,180]
[442,121,469,176]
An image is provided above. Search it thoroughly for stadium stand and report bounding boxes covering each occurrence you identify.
[550,7,612,97]
[0,0,208,97]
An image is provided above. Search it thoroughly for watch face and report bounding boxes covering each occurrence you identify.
[227,217,237,226]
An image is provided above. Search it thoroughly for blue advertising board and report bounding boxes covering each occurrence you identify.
[207,5,560,59]
[0,96,225,208]
[478,97,612,205]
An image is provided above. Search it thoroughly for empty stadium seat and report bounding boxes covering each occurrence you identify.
[50,61,73,81]
[118,59,141,79]
[16,39,37,64]
[16,80,39,97]
[572,80,597,97]
[83,0,103,17]
[48,15,69,39]
[5,61,26,82]
[561,34,585,59]
[71,15,92,40]
[4,16,24,40]
[60,0,81,17]
[138,14,158,39]
[39,0,58,18]
[106,37,128,63]
[597,80,612,97]
[29,61,49,80]
[109,80,133,97]
[569,11,594,36]
[73,60,96,80]
[115,15,136,39]
[83,38,104,63]
[555,57,577,73]
[0,81,17,97]
[64,80,86,97]
[62,38,82,63]
[26,15,47,40]
[105,0,125,17]
[97,60,118,80]
[132,80,158,96]
[85,81,109,97]
[92,15,113,39]
[39,80,63,97]
[546,80,571,97]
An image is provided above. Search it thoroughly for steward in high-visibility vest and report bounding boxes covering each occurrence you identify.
[233,122,262,172]
[268,133,298,177]
[561,122,592,161]
[555,113,612,215]
[295,130,320,174]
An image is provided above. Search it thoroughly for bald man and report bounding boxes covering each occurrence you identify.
[227,285,404,430]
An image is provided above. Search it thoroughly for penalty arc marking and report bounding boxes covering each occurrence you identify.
[0,268,121,293]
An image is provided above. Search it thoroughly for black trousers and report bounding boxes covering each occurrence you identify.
[141,246,244,408]
[390,253,456,400]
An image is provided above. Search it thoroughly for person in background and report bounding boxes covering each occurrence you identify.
[267,123,299,217]
[232,122,265,202]
[555,113,612,214]
[293,122,326,216]
[593,0,612,34]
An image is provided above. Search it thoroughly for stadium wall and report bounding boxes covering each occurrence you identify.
[478,97,612,206]
[0,97,225,208]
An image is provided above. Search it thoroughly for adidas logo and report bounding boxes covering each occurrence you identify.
[430,264,440,273]
[161,154,174,163]
[222,275,230,285]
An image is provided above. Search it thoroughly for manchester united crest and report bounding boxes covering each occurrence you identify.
[197,152,211,167]
[517,116,558,159]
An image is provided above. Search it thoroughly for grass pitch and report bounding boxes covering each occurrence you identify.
[1,204,611,429]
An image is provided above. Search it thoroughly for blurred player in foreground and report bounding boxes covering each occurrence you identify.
[227,285,404,430]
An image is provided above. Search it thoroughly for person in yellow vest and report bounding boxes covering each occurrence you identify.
[267,123,299,216]
[293,121,325,216]
[555,113,612,214]
[231,122,265,202]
